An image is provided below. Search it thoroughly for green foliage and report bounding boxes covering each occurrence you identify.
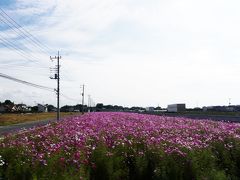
[1,140,240,179]
[0,147,33,180]
[89,145,127,180]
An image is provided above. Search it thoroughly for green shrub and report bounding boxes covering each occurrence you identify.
[1,140,240,179]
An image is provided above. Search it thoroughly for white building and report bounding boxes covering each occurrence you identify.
[145,107,155,112]
[167,104,186,112]
[38,104,48,113]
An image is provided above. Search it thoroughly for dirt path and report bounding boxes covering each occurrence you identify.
[0,118,57,136]
[0,113,82,136]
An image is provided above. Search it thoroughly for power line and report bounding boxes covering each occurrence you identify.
[0,18,53,74]
[61,93,79,102]
[0,63,50,70]
[0,18,44,61]
[0,8,55,77]
[0,67,50,77]
[0,62,52,77]
[0,7,53,54]
[0,72,54,92]
[0,72,79,103]
[0,16,47,56]
[0,36,37,63]
[0,22,50,65]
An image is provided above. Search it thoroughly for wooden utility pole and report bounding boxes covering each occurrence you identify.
[81,84,85,114]
[50,51,61,120]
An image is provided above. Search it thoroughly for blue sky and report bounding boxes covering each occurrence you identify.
[1,0,240,108]
[0,0,15,6]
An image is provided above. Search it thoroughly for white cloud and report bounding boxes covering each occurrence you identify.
[1,0,240,107]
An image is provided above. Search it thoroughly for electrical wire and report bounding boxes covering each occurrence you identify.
[0,7,54,70]
[0,61,50,69]
[0,7,53,54]
[0,73,79,103]
[60,93,79,102]
[0,19,53,71]
[0,17,48,62]
[0,36,36,63]
[0,8,79,104]
[0,72,54,92]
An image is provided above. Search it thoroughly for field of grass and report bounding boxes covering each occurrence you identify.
[1,112,240,179]
[0,112,80,126]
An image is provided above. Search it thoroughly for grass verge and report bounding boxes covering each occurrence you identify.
[0,112,80,126]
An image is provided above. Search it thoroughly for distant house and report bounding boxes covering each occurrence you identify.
[4,104,15,113]
[0,105,6,113]
[38,104,48,113]
[11,105,18,112]
[203,106,235,112]
[145,107,155,112]
[60,105,74,112]
[68,107,74,112]
[16,104,30,112]
[226,106,235,112]
[27,106,32,112]
[167,104,186,112]
[51,107,57,112]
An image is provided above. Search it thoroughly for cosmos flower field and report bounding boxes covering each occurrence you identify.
[1,112,240,179]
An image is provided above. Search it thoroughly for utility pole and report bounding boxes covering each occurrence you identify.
[81,84,85,114]
[88,95,91,112]
[50,51,61,121]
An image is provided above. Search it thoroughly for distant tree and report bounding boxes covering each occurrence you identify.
[60,105,72,112]
[104,105,113,110]
[193,107,202,111]
[75,104,83,111]
[74,104,88,112]
[130,106,145,111]
[96,103,104,109]
[31,106,38,112]
[154,106,161,110]
[83,105,88,112]
[114,105,123,111]
[47,105,56,112]
[4,100,14,105]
